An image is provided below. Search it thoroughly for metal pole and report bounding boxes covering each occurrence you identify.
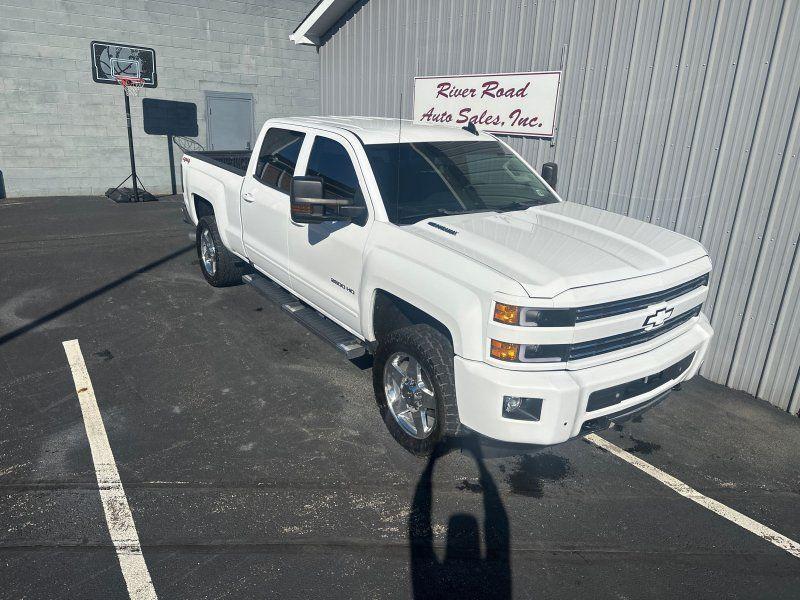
[167,135,177,196]
[123,88,140,202]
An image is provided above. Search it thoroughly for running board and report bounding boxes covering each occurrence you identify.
[243,273,367,360]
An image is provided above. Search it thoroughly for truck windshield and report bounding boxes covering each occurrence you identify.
[364,140,558,224]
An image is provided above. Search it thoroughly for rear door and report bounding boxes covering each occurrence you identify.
[240,127,307,286]
[206,92,254,150]
[287,133,372,332]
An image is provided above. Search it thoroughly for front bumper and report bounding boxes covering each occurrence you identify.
[453,314,713,445]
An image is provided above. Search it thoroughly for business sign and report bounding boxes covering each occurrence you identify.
[413,71,562,137]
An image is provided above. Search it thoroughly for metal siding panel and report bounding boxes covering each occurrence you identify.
[650,0,720,230]
[699,0,784,382]
[565,0,618,207]
[627,0,691,221]
[553,0,598,200]
[318,0,800,411]
[723,0,800,394]
[673,0,751,240]
[584,0,639,209]
[757,241,800,411]
[604,0,664,214]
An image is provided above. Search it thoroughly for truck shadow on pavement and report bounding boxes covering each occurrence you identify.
[0,244,194,347]
[409,435,511,600]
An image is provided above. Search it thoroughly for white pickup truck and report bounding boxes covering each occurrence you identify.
[181,116,713,455]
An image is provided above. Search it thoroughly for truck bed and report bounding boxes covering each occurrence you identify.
[185,151,251,176]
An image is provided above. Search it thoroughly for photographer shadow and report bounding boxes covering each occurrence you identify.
[408,436,511,599]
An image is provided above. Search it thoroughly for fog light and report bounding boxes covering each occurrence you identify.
[502,396,543,421]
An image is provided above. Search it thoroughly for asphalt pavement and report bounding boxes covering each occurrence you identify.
[0,195,798,599]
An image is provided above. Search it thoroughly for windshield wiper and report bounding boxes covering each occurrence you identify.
[397,207,493,223]
[494,199,553,213]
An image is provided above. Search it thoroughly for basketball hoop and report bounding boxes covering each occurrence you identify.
[115,75,145,97]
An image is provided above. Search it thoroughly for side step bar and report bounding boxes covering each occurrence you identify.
[243,273,367,360]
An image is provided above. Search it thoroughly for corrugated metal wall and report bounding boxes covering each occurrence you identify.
[318,0,800,414]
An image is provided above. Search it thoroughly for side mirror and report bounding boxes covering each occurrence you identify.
[541,162,557,190]
[290,176,353,224]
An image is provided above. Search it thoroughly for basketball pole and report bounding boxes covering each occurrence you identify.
[123,86,140,203]
[167,134,177,196]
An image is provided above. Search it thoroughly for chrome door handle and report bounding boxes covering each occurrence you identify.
[242,192,255,202]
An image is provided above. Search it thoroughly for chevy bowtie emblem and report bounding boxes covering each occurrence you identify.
[643,306,674,331]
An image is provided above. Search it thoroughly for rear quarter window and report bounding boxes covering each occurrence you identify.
[256,128,305,193]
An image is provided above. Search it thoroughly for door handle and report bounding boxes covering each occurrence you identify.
[242,192,255,202]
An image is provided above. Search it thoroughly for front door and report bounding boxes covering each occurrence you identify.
[241,127,306,286]
[206,92,253,150]
[288,133,372,333]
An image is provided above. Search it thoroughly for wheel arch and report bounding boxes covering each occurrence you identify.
[372,290,454,347]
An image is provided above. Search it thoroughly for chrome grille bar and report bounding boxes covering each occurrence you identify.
[569,306,701,361]
[575,274,708,323]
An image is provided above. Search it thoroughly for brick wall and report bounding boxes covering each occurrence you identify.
[0,0,320,197]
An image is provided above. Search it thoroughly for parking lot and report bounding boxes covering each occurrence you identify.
[1,195,799,599]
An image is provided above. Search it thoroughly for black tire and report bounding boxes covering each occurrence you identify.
[196,215,244,287]
[373,324,461,456]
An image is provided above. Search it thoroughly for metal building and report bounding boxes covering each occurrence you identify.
[292,0,800,413]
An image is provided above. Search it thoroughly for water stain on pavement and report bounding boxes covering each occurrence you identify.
[93,349,114,362]
[456,479,483,493]
[504,453,571,498]
[626,435,661,455]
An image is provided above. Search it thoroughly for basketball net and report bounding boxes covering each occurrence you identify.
[114,75,145,97]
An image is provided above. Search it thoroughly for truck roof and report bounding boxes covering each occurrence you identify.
[269,116,498,145]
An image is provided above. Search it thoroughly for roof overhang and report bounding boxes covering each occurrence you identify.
[290,0,359,46]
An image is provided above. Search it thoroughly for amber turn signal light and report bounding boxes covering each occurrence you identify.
[490,339,519,361]
[493,303,521,325]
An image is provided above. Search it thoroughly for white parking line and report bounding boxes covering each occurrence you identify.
[62,340,158,599]
[586,433,800,559]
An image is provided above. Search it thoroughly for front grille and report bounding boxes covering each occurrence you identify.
[575,274,708,323]
[586,352,695,412]
[568,306,701,361]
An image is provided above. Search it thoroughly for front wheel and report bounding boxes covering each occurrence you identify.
[373,324,461,456]
[196,215,244,287]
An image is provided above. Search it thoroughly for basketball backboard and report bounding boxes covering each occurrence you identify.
[90,41,157,87]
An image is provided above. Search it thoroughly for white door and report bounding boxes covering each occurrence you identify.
[288,133,372,333]
[241,127,306,286]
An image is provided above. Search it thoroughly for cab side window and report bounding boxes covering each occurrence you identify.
[256,128,305,193]
[305,136,365,207]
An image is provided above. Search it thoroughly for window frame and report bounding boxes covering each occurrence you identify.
[252,126,307,194]
[296,132,374,225]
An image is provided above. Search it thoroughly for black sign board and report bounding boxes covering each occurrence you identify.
[142,99,198,136]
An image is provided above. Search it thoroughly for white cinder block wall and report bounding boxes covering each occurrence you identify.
[0,0,321,197]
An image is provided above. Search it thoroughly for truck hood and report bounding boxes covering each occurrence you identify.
[409,202,708,298]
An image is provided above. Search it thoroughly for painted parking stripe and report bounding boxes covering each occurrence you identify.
[62,340,158,599]
[586,433,800,559]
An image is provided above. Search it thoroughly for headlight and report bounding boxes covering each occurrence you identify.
[493,303,575,327]
[522,308,575,327]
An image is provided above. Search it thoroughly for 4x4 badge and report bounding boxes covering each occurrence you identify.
[643,306,674,331]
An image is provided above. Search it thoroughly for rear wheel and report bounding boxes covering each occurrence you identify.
[196,216,243,287]
[373,324,461,456]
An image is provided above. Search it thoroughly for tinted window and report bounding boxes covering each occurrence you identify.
[256,128,305,192]
[306,136,364,205]
[364,140,557,224]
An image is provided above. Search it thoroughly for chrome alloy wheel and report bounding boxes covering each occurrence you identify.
[384,351,437,439]
[200,227,217,276]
